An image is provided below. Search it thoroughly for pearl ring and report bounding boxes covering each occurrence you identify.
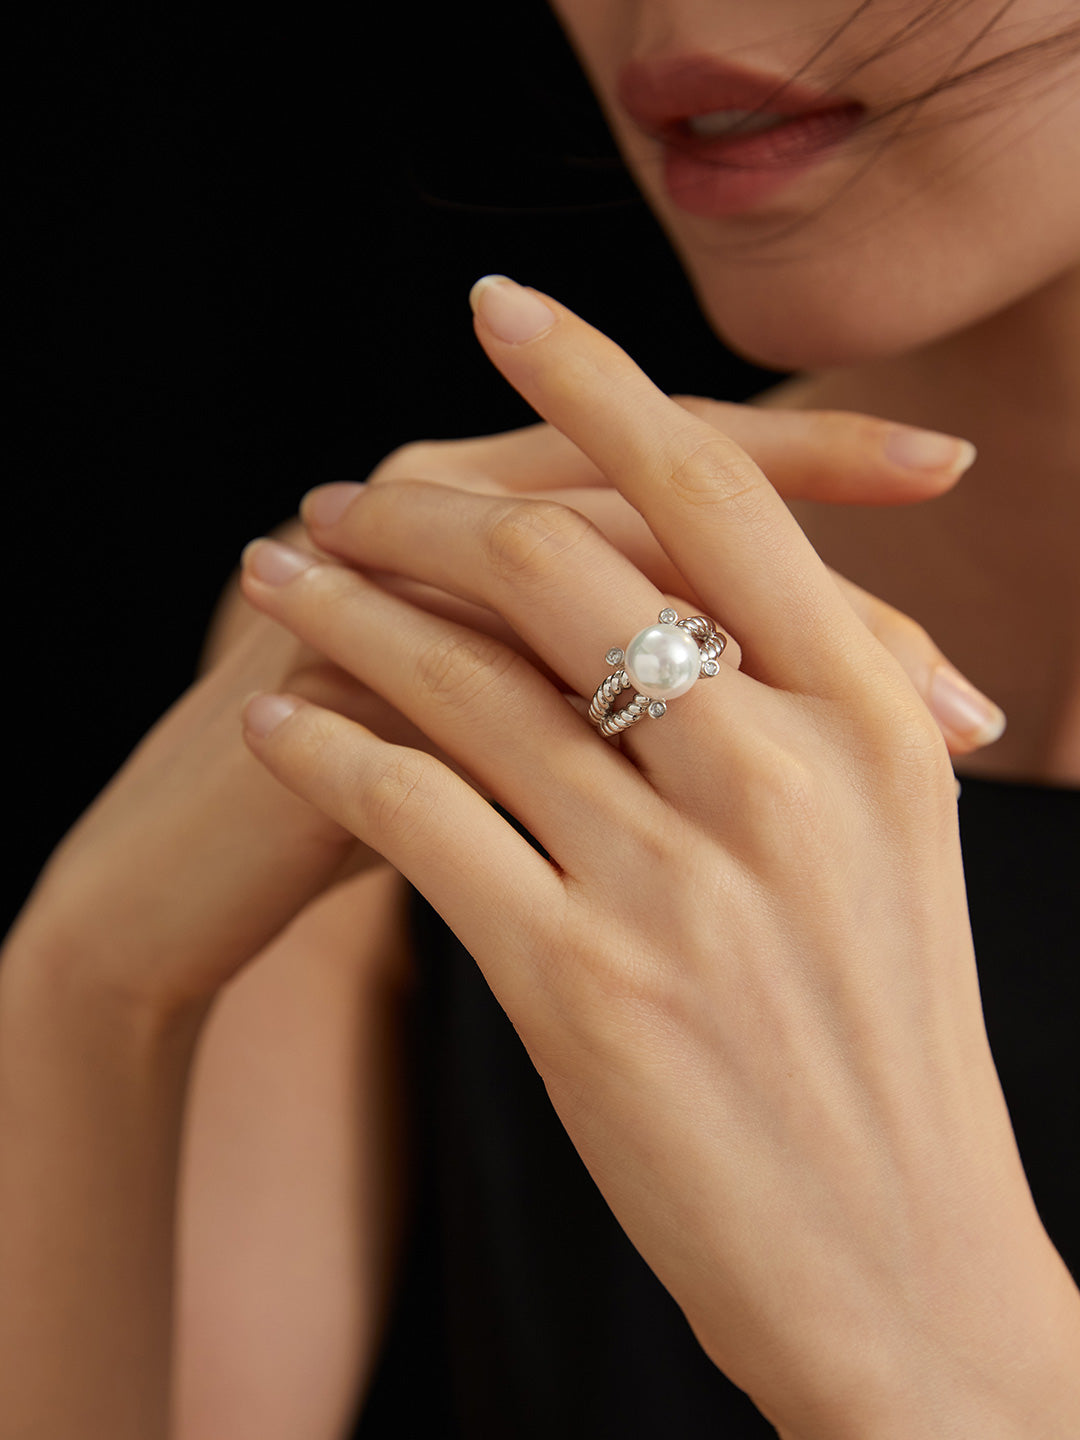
[588,609,726,737]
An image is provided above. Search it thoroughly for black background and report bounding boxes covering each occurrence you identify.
[9,2,780,928]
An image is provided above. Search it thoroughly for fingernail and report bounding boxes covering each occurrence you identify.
[301,482,365,529]
[929,664,1006,746]
[883,426,977,475]
[242,692,301,737]
[241,538,315,586]
[469,275,556,345]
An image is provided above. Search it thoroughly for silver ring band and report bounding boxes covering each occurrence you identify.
[589,609,725,737]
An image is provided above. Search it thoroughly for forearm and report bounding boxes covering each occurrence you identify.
[0,940,209,1440]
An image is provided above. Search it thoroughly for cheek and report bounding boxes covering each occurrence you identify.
[547,0,613,72]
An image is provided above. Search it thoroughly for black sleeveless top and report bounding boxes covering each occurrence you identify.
[353,777,1079,1437]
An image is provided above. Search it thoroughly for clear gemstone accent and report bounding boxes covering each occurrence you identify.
[605,647,625,666]
[658,608,678,625]
[648,700,667,719]
[702,659,720,676]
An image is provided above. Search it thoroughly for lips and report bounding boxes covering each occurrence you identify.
[617,53,863,133]
[675,104,866,168]
[616,54,867,217]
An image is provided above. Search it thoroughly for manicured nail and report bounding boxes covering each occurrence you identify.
[242,692,301,737]
[469,275,556,345]
[883,426,977,475]
[241,538,315,586]
[301,482,365,529]
[929,664,1006,746]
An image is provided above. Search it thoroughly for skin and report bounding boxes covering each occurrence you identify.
[545,0,1080,784]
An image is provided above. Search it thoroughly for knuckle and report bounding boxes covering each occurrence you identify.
[867,595,934,655]
[413,628,520,709]
[484,498,596,585]
[364,753,439,845]
[812,407,891,451]
[670,394,717,421]
[755,749,828,836]
[727,739,843,878]
[289,706,343,774]
[841,660,953,784]
[367,439,444,485]
[870,715,955,823]
[852,613,951,746]
[883,702,952,774]
[296,565,363,629]
[663,433,766,515]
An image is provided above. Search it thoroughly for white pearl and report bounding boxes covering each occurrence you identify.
[623,623,701,700]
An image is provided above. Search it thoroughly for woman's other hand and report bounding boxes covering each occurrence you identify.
[4,540,412,1015]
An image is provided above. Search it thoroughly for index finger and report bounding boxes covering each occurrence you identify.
[468,275,865,692]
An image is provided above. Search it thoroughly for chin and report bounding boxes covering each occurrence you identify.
[682,255,975,373]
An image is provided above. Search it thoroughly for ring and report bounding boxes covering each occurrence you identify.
[588,608,726,737]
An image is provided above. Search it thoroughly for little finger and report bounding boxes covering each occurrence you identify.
[240,694,563,1026]
[830,572,1006,754]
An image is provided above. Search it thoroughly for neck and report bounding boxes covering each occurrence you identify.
[778,260,1080,784]
[817,259,1080,517]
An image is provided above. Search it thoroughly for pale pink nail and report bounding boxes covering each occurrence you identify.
[883,426,977,475]
[242,538,314,586]
[929,665,1006,746]
[243,693,301,737]
[302,482,365,529]
[469,275,556,345]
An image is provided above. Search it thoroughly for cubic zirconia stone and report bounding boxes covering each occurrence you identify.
[605,647,625,666]
[702,659,720,676]
[648,701,667,719]
[658,608,678,625]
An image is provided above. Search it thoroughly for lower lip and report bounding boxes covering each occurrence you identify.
[661,104,865,218]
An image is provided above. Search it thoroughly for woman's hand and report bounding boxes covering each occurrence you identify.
[4,575,420,1015]
[237,280,1080,1438]
[365,390,1002,759]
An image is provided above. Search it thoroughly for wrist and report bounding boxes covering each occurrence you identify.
[1,914,212,1055]
[755,1217,1080,1440]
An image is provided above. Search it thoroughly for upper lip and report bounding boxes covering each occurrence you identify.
[616,53,864,141]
